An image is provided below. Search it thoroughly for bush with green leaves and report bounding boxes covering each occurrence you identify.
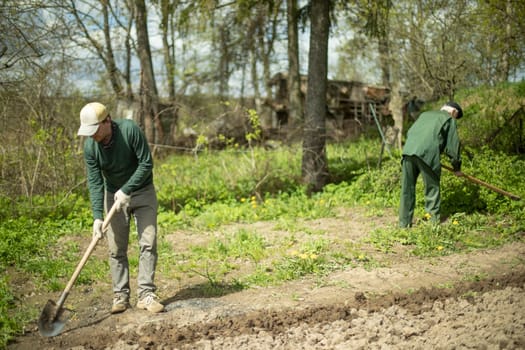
[450,81,525,154]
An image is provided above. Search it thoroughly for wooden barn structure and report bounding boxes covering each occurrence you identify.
[266,72,392,132]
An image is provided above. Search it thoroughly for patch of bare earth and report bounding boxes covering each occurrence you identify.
[8,208,525,349]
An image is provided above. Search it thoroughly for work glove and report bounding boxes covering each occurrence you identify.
[114,189,131,212]
[93,219,104,240]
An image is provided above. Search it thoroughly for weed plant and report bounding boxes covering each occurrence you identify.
[154,146,303,213]
[175,229,267,290]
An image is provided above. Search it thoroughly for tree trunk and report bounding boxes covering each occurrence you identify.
[286,0,303,127]
[249,16,265,117]
[377,35,390,87]
[69,0,125,97]
[301,0,329,194]
[250,43,261,111]
[101,1,123,97]
[123,1,134,101]
[260,5,278,107]
[160,0,176,100]
[135,0,162,144]
[389,81,403,150]
[501,0,511,82]
[218,23,230,99]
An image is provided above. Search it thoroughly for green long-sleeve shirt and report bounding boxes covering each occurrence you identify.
[83,119,153,220]
[402,110,461,175]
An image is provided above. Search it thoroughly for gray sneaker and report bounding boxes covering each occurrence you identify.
[137,292,164,313]
[111,293,130,314]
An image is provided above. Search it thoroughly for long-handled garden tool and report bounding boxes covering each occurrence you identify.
[442,164,521,201]
[38,202,119,337]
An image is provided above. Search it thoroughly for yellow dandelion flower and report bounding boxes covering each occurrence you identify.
[437,245,444,251]
[310,253,318,260]
[319,199,325,205]
[251,196,256,201]
[424,213,432,220]
[452,220,459,225]
[299,253,308,259]
[240,197,246,203]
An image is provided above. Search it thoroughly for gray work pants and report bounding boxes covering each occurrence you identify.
[399,155,441,227]
[104,183,158,299]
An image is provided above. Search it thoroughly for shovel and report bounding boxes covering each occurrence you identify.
[38,202,118,337]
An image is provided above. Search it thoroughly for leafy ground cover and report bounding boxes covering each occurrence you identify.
[3,140,525,348]
[7,205,525,349]
[2,83,525,348]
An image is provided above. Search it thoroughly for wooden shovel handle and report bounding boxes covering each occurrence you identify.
[55,202,119,309]
[442,164,521,201]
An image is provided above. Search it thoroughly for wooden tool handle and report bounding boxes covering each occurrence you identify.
[55,202,119,309]
[442,164,521,201]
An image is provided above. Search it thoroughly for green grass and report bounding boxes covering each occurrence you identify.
[2,143,525,347]
[154,146,303,213]
[176,229,268,287]
[2,85,525,347]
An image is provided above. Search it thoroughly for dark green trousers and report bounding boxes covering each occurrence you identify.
[399,155,441,227]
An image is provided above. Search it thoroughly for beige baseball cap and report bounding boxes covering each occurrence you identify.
[77,102,108,136]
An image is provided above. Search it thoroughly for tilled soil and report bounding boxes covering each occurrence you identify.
[7,211,525,350]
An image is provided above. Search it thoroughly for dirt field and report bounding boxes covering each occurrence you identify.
[8,209,525,349]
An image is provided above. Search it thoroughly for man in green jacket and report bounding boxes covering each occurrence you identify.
[78,102,164,314]
[399,101,464,228]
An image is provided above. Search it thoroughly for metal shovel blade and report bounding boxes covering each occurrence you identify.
[36,203,118,337]
[38,299,72,337]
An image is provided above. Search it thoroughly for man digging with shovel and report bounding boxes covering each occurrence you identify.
[78,102,164,314]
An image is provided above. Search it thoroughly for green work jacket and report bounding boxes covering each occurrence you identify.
[402,110,461,175]
[83,119,153,220]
